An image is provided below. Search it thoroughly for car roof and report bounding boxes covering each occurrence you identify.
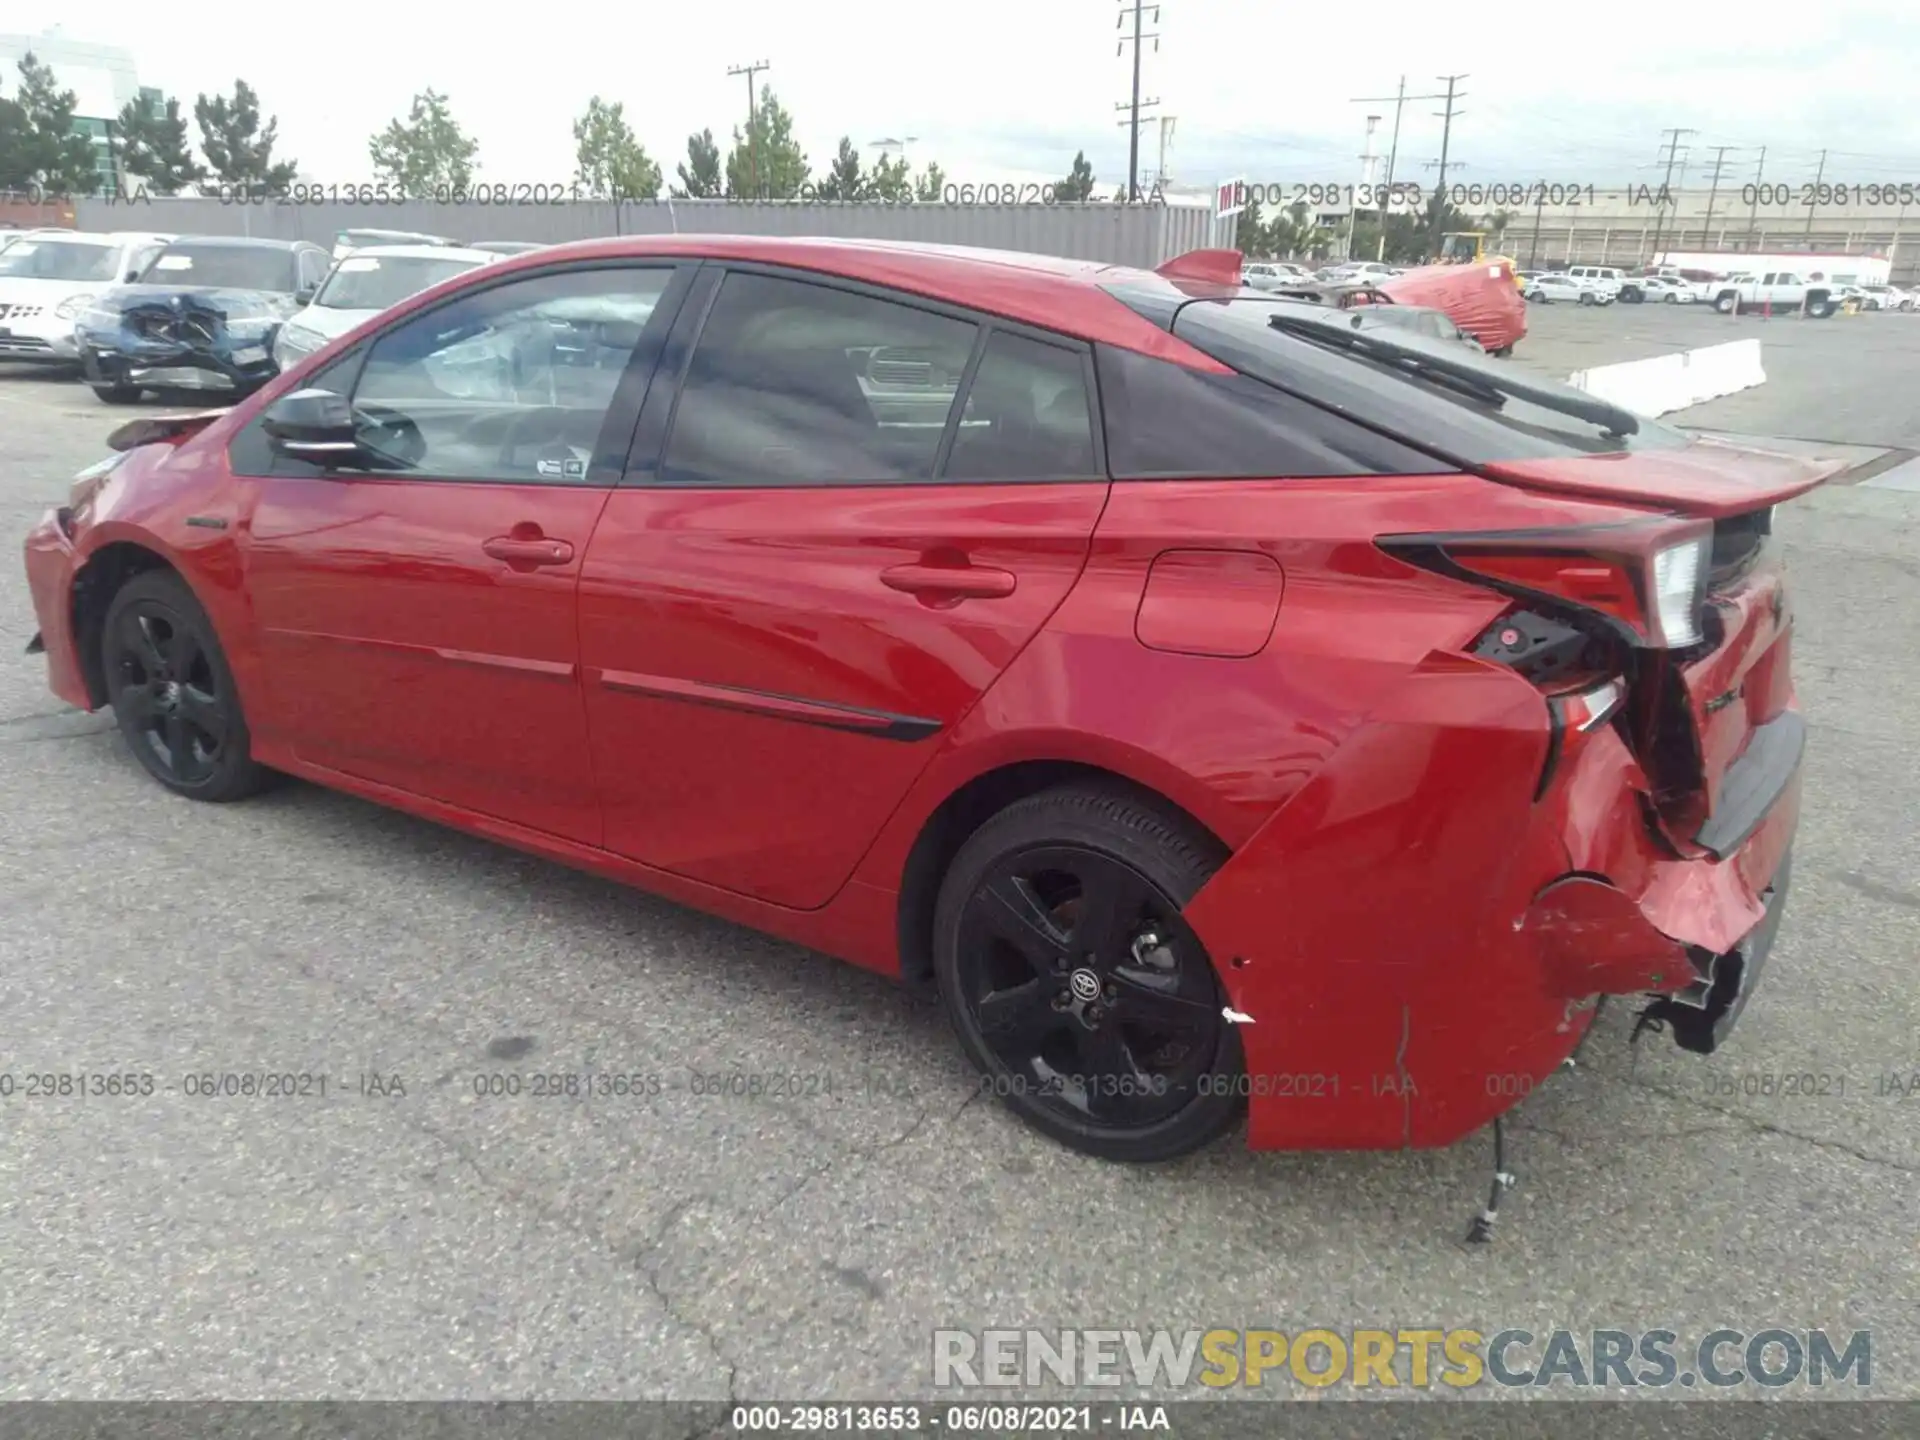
[471,234,1209,357]
[336,244,497,263]
[160,235,312,250]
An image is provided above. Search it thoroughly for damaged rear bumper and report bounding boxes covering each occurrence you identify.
[1182,650,1802,1152]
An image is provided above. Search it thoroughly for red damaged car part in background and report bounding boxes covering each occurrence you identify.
[22,237,1828,1196]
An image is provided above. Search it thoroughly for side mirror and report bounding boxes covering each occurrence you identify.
[124,268,142,283]
[262,388,359,464]
[294,285,317,305]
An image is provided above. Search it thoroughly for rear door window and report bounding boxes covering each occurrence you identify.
[943,331,1101,481]
[659,271,978,486]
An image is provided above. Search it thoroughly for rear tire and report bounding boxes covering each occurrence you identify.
[1663,292,1678,304]
[933,784,1244,1163]
[1579,292,1596,306]
[100,571,276,803]
[91,383,143,404]
[1715,292,1739,314]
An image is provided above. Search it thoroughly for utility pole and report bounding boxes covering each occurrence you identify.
[1804,147,1828,241]
[1116,1,1161,202]
[1340,115,1381,262]
[1529,185,1547,267]
[1647,127,1695,264]
[727,60,770,198]
[1425,74,1468,259]
[1352,77,1449,261]
[1698,144,1737,252]
[1746,145,1767,250]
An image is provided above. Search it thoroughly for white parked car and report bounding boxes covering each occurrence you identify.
[330,227,459,261]
[1627,275,1697,304]
[1325,261,1397,285]
[0,230,172,366]
[273,244,501,369]
[1524,272,1614,305]
[1242,261,1314,291]
[1854,283,1912,311]
[1563,265,1625,301]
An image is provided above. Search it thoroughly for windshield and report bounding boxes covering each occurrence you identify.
[1156,294,1691,461]
[0,238,120,282]
[140,244,299,291]
[317,254,485,310]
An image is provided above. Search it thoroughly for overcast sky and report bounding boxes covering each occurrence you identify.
[10,1,1920,191]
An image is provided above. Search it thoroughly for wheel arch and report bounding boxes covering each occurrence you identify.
[892,756,1231,996]
[70,540,190,708]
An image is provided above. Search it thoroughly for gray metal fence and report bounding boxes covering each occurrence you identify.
[74,196,1230,269]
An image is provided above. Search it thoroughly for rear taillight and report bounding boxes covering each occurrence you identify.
[1380,519,1712,651]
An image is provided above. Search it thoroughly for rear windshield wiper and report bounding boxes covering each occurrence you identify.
[1266,311,1640,438]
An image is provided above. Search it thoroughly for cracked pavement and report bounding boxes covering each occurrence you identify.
[0,366,1916,1402]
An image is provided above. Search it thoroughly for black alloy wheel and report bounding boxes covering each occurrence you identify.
[934,785,1244,1162]
[101,571,274,802]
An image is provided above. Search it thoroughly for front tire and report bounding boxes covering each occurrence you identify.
[933,784,1244,1163]
[1715,292,1739,314]
[90,383,143,404]
[100,571,275,802]
[1579,292,1596,306]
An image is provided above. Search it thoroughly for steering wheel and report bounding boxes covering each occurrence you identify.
[353,404,427,469]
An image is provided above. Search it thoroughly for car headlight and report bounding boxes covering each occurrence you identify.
[274,324,325,364]
[54,293,95,320]
[226,314,280,341]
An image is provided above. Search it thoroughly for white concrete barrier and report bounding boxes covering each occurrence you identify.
[1567,338,1765,417]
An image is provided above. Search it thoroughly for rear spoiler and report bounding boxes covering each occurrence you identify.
[106,409,231,452]
[1156,249,1244,286]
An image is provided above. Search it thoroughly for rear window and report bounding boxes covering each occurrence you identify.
[140,243,299,291]
[1147,294,1692,463]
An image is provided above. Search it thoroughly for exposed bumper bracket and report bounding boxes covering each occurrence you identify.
[1640,851,1793,1053]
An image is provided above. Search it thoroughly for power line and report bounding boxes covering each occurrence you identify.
[1351,77,1451,261]
[1116,1,1161,202]
[1647,127,1696,260]
[1698,144,1740,249]
[725,60,770,198]
[1804,147,1828,238]
[1424,74,1468,257]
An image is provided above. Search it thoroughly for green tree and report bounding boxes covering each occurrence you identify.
[1236,194,1270,256]
[369,88,479,197]
[572,96,661,200]
[10,53,97,193]
[913,161,946,202]
[674,128,722,197]
[723,89,808,199]
[813,136,867,201]
[1056,150,1095,201]
[194,80,297,193]
[113,92,205,195]
[868,152,912,203]
[0,88,34,191]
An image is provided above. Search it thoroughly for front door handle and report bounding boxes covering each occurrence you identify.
[880,562,1017,600]
[483,535,575,567]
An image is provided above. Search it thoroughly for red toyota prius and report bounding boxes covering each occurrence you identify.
[23,236,1827,1166]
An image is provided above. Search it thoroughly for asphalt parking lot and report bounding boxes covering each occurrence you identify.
[1513,300,1920,449]
[1,339,1917,1409]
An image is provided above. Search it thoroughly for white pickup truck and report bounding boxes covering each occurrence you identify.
[1709,269,1840,318]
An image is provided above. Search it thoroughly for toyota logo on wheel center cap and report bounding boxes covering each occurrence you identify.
[1068,968,1102,1003]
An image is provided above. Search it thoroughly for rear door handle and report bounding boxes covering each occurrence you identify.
[880,562,1017,600]
[483,536,574,566]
